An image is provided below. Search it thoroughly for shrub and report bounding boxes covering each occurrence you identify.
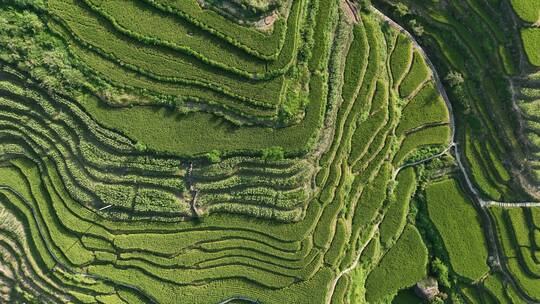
[262,146,284,161]
[135,141,147,152]
[431,258,451,288]
[394,3,409,17]
[205,150,221,163]
[445,71,464,87]
[390,33,413,86]
[379,167,416,245]
[408,19,424,36]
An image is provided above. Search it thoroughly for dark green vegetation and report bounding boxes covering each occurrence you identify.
[0,0,535,303]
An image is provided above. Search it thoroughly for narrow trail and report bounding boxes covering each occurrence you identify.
[393,142,454,180]
[483,201,540,207]
[325,221,382,304]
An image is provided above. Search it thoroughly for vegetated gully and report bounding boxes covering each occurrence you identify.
[217,5,540,304]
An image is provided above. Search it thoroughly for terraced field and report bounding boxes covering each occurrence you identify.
[375,0,534,202]
[513,1,540,191]
[516,71,540,188]
[426,178,489,281]
[491,206,540,302]
[0,0,537,303]
[373,0,540,302]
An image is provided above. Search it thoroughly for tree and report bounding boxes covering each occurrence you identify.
[205,150,221,163]
[262,146,284,161]
[395,2,409,17]
[445,71,469,110]
[359,0,371,13]
[134,141,147,152]
[381,20,391,35]
[431,258,451,288]
[445,71,464,87]
[409,19,424,36]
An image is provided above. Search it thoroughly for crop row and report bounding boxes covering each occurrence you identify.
[0,203,75,303]
[37,1,330,156]
[79,0,302,79]
[389,33,413,89]
[46,0,284,109]
[491,207,540,301]
[0,62,331,222]
[398,50,430,98]
[54,35,281,126]
[140,0,289,60]
[0,165,128,302]
[0,156,330,302]
[378,167,416,246]
[347,17,389,172]
[0,68,193,219]
[464,128,507,200]
[38,0,336,134]
[395,82,449,136]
